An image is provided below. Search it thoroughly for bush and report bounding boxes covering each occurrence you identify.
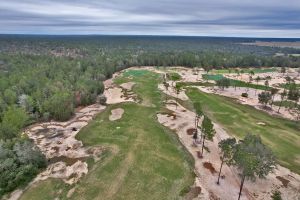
[241,93,248,98]
[271,190,282,200]
[98,94,107,105]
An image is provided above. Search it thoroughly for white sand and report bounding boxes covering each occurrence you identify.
[109,108,124,121]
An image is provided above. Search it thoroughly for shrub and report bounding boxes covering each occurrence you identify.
[271,190,282,200]
[98,94,107,105]
[241,93,248,98]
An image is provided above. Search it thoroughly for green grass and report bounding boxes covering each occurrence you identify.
[167,72,181,81]
[176,81,215,88]
[202,74,224,81]
[123,69,150,77]
[186,88,300,174]
[212,68,277,74]
[20,70,194,200]
[278,83,300,89]
[202,74,272,90]
[229,79,272,91]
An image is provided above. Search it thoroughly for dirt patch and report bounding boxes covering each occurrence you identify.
[184,186,202,199]
[196,151,203,159]
[276,176,290,187]
[187,128,196,135]
[203,162,217,174]
[109,108,124,121]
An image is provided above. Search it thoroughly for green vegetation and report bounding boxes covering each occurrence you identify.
[186,88,300,174]
[202,74,224,81]
[176,82,215,88]
[123,69,150,77]
[212,68,277,74]
[0,140,46,197]
[203,74,272,90]
[229,79,272,90]
[167,72,181,81]
[20,70,194,200]
[232,134,276,200]
[0,106,46,197]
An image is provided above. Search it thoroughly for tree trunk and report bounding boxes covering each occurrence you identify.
[201,136,206,155]
[217,157,224,185]
[238,176,245,200]
[277,100,283,113]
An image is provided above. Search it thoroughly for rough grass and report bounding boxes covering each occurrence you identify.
[167,72,181,81]
[186,88,300,174]
[20,70,194,200]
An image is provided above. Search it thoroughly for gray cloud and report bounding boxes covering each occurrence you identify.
[0,0,299,37]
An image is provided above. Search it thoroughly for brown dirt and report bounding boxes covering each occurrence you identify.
[196,151,203,159]
[184,186,202,200]
[276,176,290,187]
[203,162,217,174]
[187,128,196,135]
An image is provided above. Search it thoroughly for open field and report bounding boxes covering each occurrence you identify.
[19,70,194,200]
[186,88,300,174]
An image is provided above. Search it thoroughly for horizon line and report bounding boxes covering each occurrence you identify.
[0,33,299,40]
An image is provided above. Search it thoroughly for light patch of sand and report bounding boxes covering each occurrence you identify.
[224,69,300,88]
[158,82,189,101]
[104,86,137,104]
[37,161,88,185]
[109,108,124,121]
[157,99,300,200]
[120,82,135,90]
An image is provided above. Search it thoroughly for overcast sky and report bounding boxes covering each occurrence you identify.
[1,0,300,37]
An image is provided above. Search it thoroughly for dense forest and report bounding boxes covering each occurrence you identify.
[0,35,299,197]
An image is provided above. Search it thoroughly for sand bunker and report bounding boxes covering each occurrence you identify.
[104,81,137,104]
[109,108,124,121]
[158,82,189,101]
[23,104,106,188]
[37,161,88,184]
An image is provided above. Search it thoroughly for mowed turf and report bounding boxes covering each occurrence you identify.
[20,70,194,200]
[187,88,300,174]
